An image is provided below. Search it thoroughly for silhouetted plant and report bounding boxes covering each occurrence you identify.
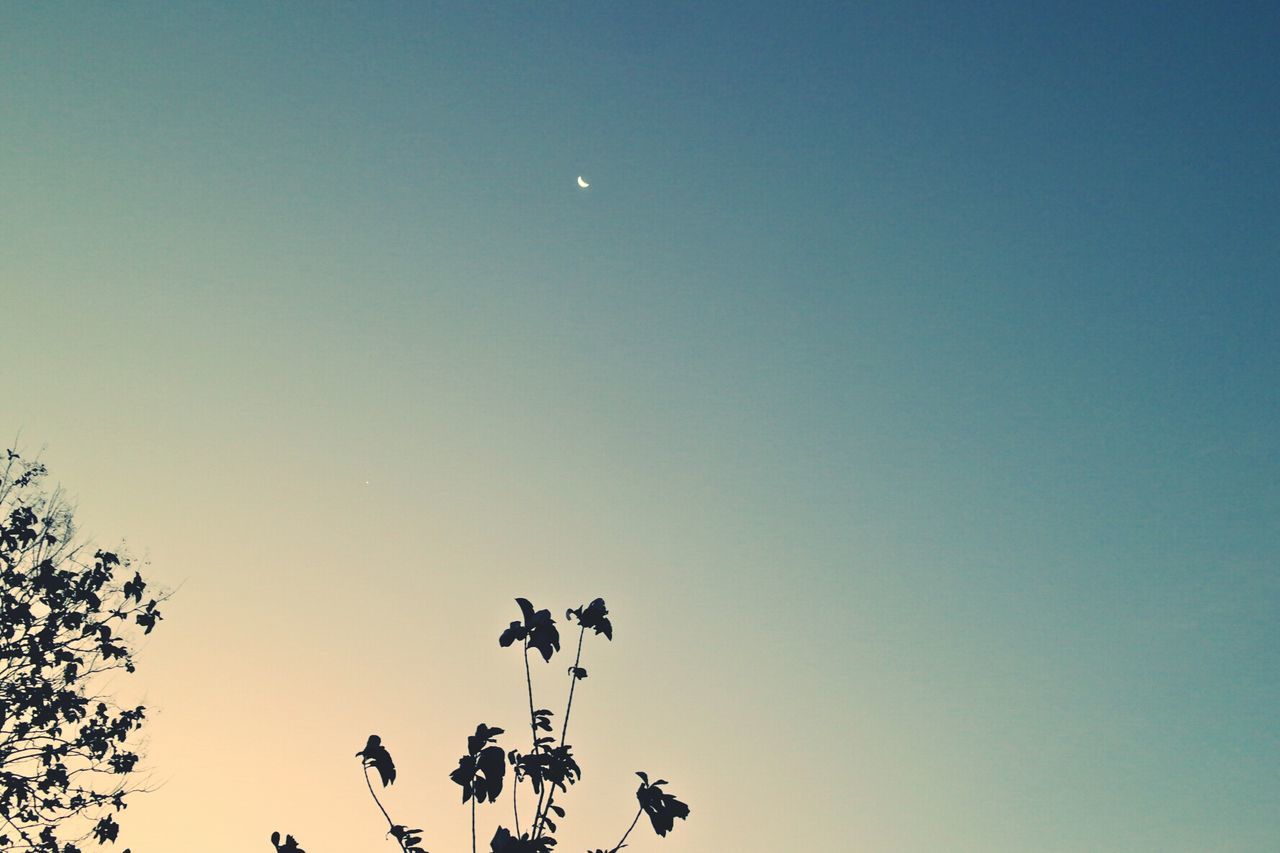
[271,597,689,853]
[270,831,306,853]
[356,735,425,853]
[0,449,166,851]
[634,773,690,838]
[450,724,506,850]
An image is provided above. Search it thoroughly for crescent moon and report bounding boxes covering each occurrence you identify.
[577,176,590,188]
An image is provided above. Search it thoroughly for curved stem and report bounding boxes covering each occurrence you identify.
[513,777,521,836]
[364,767,394,828]
[363,767,407,851]
[610,806,643,853]
[471,795,477,853]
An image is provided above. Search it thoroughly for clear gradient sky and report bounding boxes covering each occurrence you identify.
[3,2,1279,851]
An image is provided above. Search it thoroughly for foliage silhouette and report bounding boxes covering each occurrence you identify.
[0,449,166,852]
[354,733,426,853]
[634,773,689,837]
[498,598,560,662]
[271,597,689,853]
[271,831,306,853]
[359,735,398,787]
[450,724,506,805]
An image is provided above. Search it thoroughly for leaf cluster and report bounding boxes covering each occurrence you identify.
[498,599,560,662]
[0,450,163,852]
[635,773,689,838]
[450,724,506,804]
[271,596,689,853]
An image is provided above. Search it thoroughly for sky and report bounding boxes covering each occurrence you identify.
[2,2,1278,850]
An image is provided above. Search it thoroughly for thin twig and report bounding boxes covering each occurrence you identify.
[513,776,521,836]
[610,806,643,853]
[523,640,538,751]
[364,767,394,828]
[535,624,587,837]
[524,639,551,832]
[560,625,587,744]
[363,766,407,852]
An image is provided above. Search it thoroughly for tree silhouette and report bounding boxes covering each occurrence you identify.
[272,597,688,853]
[0,449,166,851]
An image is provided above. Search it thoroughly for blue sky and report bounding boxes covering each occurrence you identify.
[3,3,1278,850]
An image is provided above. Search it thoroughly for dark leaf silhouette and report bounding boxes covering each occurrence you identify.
[266,595,692,853]
[357,734,397,786]
[498,619,525,648]
[390,823,428,853]
[635,772,690,837]
[450,724,507,803]
[489,825,557,853]
[566,597,612,640]
[136,599,163,634]
[92,814,120,844]
[509,741,581,803]
[541,745,580,793]
[467,723,505,756]
[0,449,166,850]
[499,597,560,661]
[122,571,146,602]
[533,708,554,732]
[354,738,427,852]
[271,831,307,853]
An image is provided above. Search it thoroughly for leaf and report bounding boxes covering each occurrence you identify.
[452,727,507,804]
[538,745,580,793]
[476,744,507,802]
[499,620,526,648]
[505,598,560,662]
[635,772,690,837]
[356,734,397,786]
[516,597,536,624]
[122,572,145,602]
[391,825,426,851]
[468,723,505,756]
[489,826,557,853]
[567,598,612,640]
[450,754,478,802]
[271,831,307,853]
[92,814,119,844]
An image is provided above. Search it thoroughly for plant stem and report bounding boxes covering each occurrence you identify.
[513,777,521,836]
[524,639,550,836]
[471,795,476,853]
[523,640,538,751]
[560,625,586,744]
[610,806,643,853]
[532,796,548,838]
[534,625,586,838]
[532,782,549,837]
[363,767,408,852]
